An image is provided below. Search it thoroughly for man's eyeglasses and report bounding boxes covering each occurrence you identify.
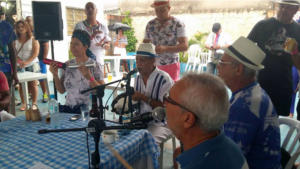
[163,94,195,114]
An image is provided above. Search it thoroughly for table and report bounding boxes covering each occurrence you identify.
[17,71,50,106]
[103,56,136,76]
[0,114,159,169]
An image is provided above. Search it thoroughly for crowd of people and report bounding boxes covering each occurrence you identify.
[0,0,300,168]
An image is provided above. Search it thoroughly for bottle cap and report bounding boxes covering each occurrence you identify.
[50,94,55,99]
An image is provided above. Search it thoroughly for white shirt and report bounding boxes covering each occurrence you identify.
[205,32,232,62]
[74,20,111,65]
[61,58,104,107]
[134,67,174,114]
[15,37,39,67]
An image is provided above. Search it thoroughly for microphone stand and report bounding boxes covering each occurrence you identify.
[120,74,135,123]
[38,119,147,169]
[81,79,124,121]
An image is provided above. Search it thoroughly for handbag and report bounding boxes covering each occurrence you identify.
[25,104,41,121]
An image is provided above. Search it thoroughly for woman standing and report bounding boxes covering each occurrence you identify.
[15,20,40,111]
[49,30,104,113]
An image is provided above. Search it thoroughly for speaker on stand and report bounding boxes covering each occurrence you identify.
[32,1,64,99]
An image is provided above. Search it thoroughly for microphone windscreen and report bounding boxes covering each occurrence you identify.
[152,107,166,122]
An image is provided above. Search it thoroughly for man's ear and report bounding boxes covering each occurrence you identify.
[183,112,196,129]
[235,63,244,76]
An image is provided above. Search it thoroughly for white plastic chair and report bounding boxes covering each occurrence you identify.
[185,44,201,72]
[198,52,210,73]
[159,135,176,169]
[279,116,300,169]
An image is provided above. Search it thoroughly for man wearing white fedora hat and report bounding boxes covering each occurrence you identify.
[132,43,173,144]
[217,37,281,169]
[248,0,300,116]
[143,0,188,81]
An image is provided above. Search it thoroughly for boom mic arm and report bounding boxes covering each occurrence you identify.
[38,119,147,134]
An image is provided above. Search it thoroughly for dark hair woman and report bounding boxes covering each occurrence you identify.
[49,29,104,113]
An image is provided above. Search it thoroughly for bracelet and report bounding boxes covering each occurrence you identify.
[89,77,95,82]
[291,50,299,56]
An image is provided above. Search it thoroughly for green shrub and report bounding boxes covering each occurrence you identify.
[179,52,188,63]
[188,31,209,52]
[122,11,138,52]
[179,31,209,63]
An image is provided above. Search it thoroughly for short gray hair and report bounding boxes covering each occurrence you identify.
[179,73,229,132]
[242,65,257,79]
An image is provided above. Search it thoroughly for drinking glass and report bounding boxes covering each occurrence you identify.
[107,73,113,82]
[80,104,90,121]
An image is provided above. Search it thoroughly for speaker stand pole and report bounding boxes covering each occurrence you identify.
[50,40,58,99]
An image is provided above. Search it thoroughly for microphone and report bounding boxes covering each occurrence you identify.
[43,58,96,69]
[125,107,166,124]
[123,68,137,80]
[43,58,66,69]
[67,63,96,69]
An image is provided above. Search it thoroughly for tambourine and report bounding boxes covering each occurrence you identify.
[111,93,138,115]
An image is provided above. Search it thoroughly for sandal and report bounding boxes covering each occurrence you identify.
[20,104,26,111]
[32,104,38,110]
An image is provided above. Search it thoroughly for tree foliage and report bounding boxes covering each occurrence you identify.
[122,11,138,52]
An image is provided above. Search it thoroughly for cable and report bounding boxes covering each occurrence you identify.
[104,81,122,110]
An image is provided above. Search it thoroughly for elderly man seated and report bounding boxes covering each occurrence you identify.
[0,71,15,121]
[217,37,281,169]
[132,43,174,144]
[165,73,248,169]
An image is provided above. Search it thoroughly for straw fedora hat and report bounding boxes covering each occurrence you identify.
[136,43,158,58]
[224,37,266,71]
[151,0,170,8]
[272,0,300,6]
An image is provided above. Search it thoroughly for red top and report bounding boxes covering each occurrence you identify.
[0,72,9,92]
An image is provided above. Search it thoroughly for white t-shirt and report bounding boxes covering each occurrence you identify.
[74,20,111,65]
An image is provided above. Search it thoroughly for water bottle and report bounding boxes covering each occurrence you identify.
[48,95,60,128]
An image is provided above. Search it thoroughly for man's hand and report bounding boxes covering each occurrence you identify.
[132,92,147,102]
[155,45,167,54]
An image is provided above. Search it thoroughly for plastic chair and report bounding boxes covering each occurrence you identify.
[279,116,300,169]
[159,135,176,169]
[185,44,201,72]
[198,52,210,73]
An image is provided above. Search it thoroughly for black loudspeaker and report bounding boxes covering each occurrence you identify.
[32,1,63,40]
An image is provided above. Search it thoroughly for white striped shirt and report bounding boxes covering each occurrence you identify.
[134,67,173,114]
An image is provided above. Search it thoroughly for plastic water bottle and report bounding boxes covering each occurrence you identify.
[49,95,59,128]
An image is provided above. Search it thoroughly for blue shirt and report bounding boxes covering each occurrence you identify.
[176,132,248,169]
[0,21,16,73]
[224,82,281,169]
